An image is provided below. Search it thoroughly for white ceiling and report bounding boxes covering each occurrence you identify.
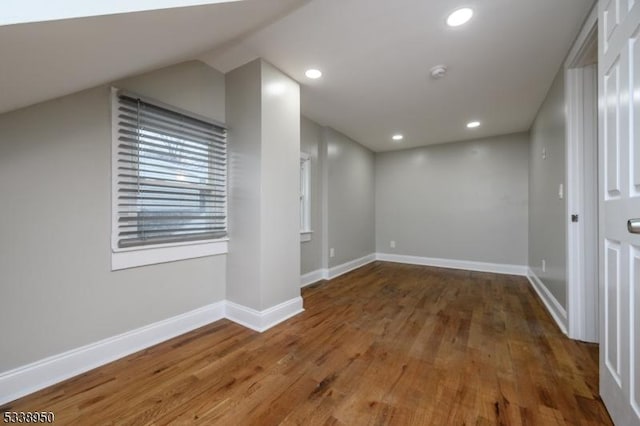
[0,0,306,114]
[1,0,594,151]
[202,0,595,151]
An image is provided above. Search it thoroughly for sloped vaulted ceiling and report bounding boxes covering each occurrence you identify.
[0,0,307,114]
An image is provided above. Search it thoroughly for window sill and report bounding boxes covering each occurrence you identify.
[300,231,313,243]
[112,239,228,271]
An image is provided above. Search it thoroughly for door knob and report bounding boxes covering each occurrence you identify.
[628,219,640,234]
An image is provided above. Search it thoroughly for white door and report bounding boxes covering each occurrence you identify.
[599,0,640,424]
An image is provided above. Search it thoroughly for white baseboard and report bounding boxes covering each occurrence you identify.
[376,253,528,276]
[225,297,304,333]
[0,295,307,406]
[0,301,225,406]
[300,254,377,286]
[526,268,568,334]
[300,269,327,287]
[327,254,377,280]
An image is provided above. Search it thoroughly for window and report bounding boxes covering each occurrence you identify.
[111,88,228,270]
[300,153,312,242]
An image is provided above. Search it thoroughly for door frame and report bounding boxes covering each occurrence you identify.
[565,5,599,342]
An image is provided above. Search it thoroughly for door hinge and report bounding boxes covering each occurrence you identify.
[571,214,579,223]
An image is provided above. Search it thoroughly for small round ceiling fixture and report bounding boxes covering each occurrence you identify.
[305,69,322,79]
[467,121,481,128]
[447,8,474,27]
[392,134,404,141]
[430,65,448,79]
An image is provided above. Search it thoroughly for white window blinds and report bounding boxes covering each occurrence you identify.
[112,89,227,250]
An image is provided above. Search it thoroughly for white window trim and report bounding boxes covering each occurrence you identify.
[300,152,312,242]
[110,87,228,270]
[112,239,228,270]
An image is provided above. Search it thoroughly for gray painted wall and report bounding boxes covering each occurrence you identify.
[376,133,529,266]
[300,116,323,275]
[225,60,263,310]
[0,61,227,372]
[529,67,567,308]
[259,61,301,308]
[226,59,301,310]
[325,127,376,268]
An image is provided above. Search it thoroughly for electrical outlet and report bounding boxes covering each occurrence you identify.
[329,248,335,258]
[390,240,396,249]
[542,259,546,273]
[558,183,564,199]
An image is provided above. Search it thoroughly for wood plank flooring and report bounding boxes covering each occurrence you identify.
[1,262,612,425]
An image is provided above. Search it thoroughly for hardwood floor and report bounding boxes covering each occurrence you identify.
[2,262,611,425]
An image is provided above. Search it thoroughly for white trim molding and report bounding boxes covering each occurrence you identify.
[300,269,327,287]
[0,302,225,406]
[0,296,306,406]
[225,297,304,333]
[300,254,377,287]
[563,3,599,344]
[112,240,228,271]
[327,254,377,280]
[376,253,528,276]
[526,268,568,334]
[563,4,598,70]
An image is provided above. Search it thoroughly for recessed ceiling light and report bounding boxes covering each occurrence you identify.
[392,134,404,141]
[305,69,322,79]
[447,8,474,27]
[467,121,481,128]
